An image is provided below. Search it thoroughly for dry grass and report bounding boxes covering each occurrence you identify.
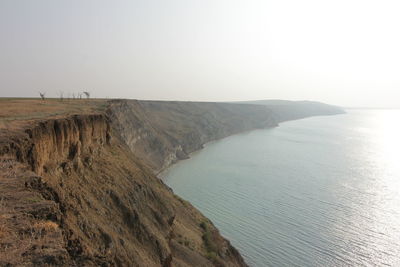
[0,98,108,131]
[0,223,6,239]
[0,197,5,213]
[0,219,61,265]
[0,158,17,179]
[0,158,63,265]
[33,221,59,231]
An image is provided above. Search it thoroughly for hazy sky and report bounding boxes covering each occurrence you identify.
[1,0,399,107]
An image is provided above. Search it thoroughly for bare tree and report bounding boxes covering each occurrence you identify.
[39,92,45,101]
[78,93,82,99]
[83,91,90,99]
[58,91,64,101]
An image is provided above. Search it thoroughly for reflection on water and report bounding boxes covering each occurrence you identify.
[164,110,400,266]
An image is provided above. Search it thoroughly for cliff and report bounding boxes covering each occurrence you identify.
[0,99,343,266]
[238,100,345,122]
[106,100,278,172]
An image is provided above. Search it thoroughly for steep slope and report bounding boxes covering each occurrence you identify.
[0,112,251,267]
[107,100,278,172]
[0,99,344,266]
[0,100,278,267]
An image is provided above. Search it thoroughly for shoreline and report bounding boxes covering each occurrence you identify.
[0,99,345,266]
[158,112,346,181]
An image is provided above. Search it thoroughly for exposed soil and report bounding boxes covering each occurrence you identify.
[0,99,253,266]
[0,98,343,266]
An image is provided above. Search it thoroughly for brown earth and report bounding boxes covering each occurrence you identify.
[0,98,344,266]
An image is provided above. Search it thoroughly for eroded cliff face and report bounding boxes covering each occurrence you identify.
[1,102,260,266]
[0,99,343,266]
[107,100,278,172]
[0,98,348,266]
[1,114,111,177]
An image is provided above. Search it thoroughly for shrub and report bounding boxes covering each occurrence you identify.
[199,221,207,230]
[206,251,217,261]
[199,221,218,255]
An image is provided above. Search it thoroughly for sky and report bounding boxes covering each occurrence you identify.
[0,0,399,107]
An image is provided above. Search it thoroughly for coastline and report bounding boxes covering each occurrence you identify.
[158,111,346,181]
[0,98,344,266]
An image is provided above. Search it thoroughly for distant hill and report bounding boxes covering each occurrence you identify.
[237,100,345,122]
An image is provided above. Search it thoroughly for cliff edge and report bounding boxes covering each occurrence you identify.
[0,99,344,266]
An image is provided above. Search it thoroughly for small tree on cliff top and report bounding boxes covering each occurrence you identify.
[39,92,45,101]
[58,91,64,101]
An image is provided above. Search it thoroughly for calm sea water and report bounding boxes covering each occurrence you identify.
[164,110,400,267]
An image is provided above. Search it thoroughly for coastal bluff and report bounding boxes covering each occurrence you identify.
[0,99,343,266]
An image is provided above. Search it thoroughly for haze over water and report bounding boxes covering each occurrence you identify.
[164,110,400,266]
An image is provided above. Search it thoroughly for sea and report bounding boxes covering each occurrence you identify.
[163,109,400,267]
